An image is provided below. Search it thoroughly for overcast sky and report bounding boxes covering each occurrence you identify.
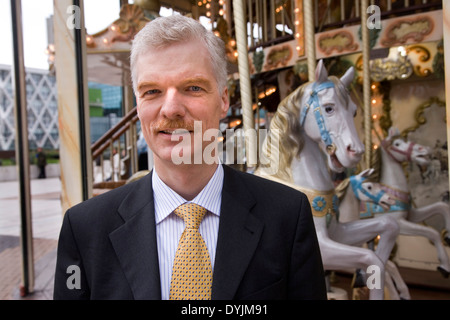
[0,0,122,70]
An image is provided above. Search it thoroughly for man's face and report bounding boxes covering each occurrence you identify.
[135,39,229,167]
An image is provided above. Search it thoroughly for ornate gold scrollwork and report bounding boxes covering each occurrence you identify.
[401,97,446,139]
[406,45,432,77]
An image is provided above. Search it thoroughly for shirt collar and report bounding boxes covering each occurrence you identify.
[153,164,224,224]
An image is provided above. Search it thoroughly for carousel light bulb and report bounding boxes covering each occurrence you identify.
[206,11,211,17]
[372,114,377,120]
[371,98,377,104]
[103,38,108,44]
[219,9,224,15]
[111,25,116,31]
[198,1,202,5]
[206,3,210,8]
[294,8,300,13]
[219,0,224,4]
[397,46,406,57]
[295,33,300,38]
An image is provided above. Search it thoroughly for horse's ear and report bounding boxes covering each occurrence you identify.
[340,66,354,88]
[360,168,374,178]
[315,60,328,83]
[387,127,400,139]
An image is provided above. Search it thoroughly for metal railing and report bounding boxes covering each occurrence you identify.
[91,107,140,188]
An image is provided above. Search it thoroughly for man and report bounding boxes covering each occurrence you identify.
[53,15,326,300]
[36,147,47,179]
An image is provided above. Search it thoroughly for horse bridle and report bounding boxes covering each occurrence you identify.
[381,138,415,162]
[300,81,337,155]
[350,175,386,204]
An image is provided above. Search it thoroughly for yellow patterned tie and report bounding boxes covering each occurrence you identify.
[169,203,212,300]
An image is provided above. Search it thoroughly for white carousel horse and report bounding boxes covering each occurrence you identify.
[362,127,450,277]
[256,60,399,299]
[337,168,411,299]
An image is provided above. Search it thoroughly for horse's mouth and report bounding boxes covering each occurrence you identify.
[330,154,344,170]
[415,153,431,164]
[416,154,429,160]
[379,200,391,210]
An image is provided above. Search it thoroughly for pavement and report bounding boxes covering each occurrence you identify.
[0,177,62,300]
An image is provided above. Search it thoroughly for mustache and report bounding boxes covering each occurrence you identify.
[151,119,195,133]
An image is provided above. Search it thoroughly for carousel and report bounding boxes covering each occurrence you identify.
[13,0,450,299]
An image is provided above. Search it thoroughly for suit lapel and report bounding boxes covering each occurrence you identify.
[212,166,264,300]
[109,172,161,300]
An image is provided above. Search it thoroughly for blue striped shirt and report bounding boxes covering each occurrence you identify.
[152,164,223,300]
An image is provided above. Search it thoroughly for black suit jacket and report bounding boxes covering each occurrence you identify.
[53,165,327,299]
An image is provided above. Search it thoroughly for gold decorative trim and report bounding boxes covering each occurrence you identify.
[401,97,446,139]
[263,45,293,71]
[378,81,392,138]
[381,16,434,47]
[318,31,358,56]
[299,187,337,218]
[406,45,432,77]
[257,174,336,217]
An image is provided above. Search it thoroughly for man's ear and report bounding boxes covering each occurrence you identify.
[135,97,141,118]
[220,87,230,118]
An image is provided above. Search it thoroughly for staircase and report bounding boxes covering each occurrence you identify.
[91,107,140,195]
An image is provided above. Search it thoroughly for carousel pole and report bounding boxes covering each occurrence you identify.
[303,0,316,81]
[361,0,371,169]
[233,0,257,167]
[443,1,450,199]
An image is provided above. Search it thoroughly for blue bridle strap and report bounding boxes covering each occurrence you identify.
[300,81,336,153]
[350,175,385,204]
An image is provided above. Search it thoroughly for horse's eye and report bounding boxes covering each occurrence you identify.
[367,185,372,190]
[394,142,400,147]
[324,105,335,114]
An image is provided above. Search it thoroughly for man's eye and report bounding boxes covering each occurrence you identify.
[189,86,202,92]
[145,89,160,95]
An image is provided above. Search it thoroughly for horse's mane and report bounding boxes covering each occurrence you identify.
[256,81,307,181]
[335,177,351,201]
[256,76,350,182]
[370,131,406,183]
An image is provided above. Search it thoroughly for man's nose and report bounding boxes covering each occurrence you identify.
[160,88,186,119]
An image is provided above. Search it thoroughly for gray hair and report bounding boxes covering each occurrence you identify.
[130,15,228,93]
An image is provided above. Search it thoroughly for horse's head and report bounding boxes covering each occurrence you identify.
[381,127,430,165]
[350,168,395,209]
[300,60,364,173]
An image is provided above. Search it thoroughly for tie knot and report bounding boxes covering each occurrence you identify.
[174,203,207,229]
